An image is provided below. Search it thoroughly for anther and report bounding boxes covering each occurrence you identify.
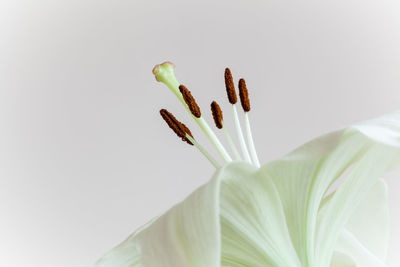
[160,109,194,145]
[211,101,223,129]
[225,68,238,104]
[238,78,251,112]
[179,85,202,118]
[180,122,194,140]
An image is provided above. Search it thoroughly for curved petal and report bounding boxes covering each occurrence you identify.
[351,110,400,147]
[330,251,356,267]
[96,110,400,267]
[315,145,398,266]
[95,170,222,267]
[260,132,370,265]
[219,163,301,267]
[323,179,390,267]
[344,179,390,260]
[334,229,388,267]
[260,110,400,266]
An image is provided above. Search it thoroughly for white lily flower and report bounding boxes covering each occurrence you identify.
[96,62,400,267]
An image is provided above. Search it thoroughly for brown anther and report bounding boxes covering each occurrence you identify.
[180,123,194,139]
[224,68,237,104]
[238,78,251,112]
[160,109,194,145]
[210,101,223,129]
[179,85,202,118]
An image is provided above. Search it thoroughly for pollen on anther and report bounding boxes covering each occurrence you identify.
[224,68,238,104]
[160,109,194,145]
[238,78,251,112]
[211,101,223,129]
[179,85,202,118]
[181,123,194,139]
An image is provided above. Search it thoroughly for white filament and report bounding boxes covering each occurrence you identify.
[196,117,232,163]
[186,135,220,169]
[244,112,260,167]
[232,104,252,163]
[222,122,242,161]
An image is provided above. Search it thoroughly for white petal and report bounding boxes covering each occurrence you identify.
[351,110,400,147]
[260,132,371,265]
[96,110,400,267]
[344,179,389,260]
[96,171,222,267]
[313,111,400,266]
[324,179,390,267]
[219,163,301,267]
[260,110,400,266]
[334,229,388,267]
[330,251,356,267]
[315,144,398,266]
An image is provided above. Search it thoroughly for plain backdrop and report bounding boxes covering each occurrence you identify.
[1,0,400,266]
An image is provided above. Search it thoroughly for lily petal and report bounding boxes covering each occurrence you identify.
[96,172,222,267]
[325,179,389,267]
[96,111,400,267]
[258,111,400,266]
[315,112,400,266]
[330,251,356,267]
[344,179,390,260]
[219,163,301,267]
[259,132,370,266]
[334,229,388,267]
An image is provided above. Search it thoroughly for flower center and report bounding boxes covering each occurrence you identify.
[153,62,260,168]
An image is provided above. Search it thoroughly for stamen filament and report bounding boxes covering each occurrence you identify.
[197,117,232,162]
[222,123,242,161]
[186,135,220,169]
[232,104,252,163]
[210,101,240,161]
[244,112,260,167]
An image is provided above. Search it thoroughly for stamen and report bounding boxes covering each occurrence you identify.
[160,109,220,168]
[238,78,260,167]
[244,113,260,167]
[210,101,223,129]
[181,122,194,140]
[160,109,193,145]
[224,68,252,163]
[185,135,221,169]
[222,126,242,161]
[179,85,201,118]
[211,101,241,160]
[238,78,251,112]
[225,68,238,104]
[232,105,252,163]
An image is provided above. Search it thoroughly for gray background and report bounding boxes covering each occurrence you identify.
[1,0,400,266]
